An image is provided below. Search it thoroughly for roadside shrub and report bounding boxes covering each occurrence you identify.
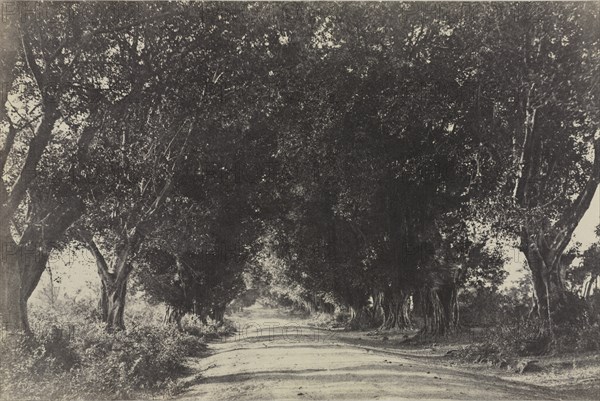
[0,321,206,400]
[588,292,600,323]
[575,323,600,351]
[308,311,337,328]
[181,314,237,340]
[460,288,530,328]
[489,318,551,356]
[462,293,600,361]
[0,330,80,400]
[74,324,203,395]
[458,342,501,363]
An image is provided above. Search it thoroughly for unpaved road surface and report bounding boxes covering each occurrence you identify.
[178,305,563,401]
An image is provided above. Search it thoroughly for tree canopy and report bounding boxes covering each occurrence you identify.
[1,2,598,337]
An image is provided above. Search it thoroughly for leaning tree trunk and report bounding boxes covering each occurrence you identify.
[0,14,72,333]
[0,214,69,333]
[19,251,52,333]
[0,19,19,330]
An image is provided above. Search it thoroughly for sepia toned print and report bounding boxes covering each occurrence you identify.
[0,1,599,400]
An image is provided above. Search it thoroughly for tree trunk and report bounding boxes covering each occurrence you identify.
[99,280,109,322]
[1,189,85,332]
[164,305,184,331]
[401,293,413,328]
[0,13,79,334]
[521,233,567,331]
[100,274,128,331]
[0,228,52,333]
[349,305,360,322]
[19,252,51,333]
[526,250,552,324]
[211,304,226,324]
[348,298,368,328]
[196,307,209,325]
[420,284,458,336]
[583,274,598,299]
[0,232,26,332]
[82,233,137,332]
[371,290,385,326]
[380,291,412,331]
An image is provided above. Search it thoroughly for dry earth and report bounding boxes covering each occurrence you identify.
[176,305,599,401]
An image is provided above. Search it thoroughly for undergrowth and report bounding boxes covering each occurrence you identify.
[0,300,234,400]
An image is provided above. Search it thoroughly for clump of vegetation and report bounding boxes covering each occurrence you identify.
[452,288,600,367]
[0,300,209,401]
[182,314,238,340]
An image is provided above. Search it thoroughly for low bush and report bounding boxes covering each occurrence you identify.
[460,288,530,328]
[181,314,237,340]
[455,293,600,366]
[575,323,600,352]
[73,324,205,397]
[488,318,551,356]
[1,307,208,400]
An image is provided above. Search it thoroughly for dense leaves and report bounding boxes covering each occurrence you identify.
[1,3,598,342]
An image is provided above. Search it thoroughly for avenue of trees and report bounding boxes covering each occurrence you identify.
[1,2,599,344]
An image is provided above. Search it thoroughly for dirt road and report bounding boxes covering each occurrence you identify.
[178,305,562,401]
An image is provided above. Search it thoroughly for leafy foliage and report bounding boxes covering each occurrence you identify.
[0,299,206,400]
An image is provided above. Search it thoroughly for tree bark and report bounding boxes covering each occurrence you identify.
[211,304,226,324]
[348,297,369,328]
[524,247,553,324]
[371,290,385,326]
[99,279,109,322]
[0,229,25,332]
[164,305,184,331]
[511,81,600,330]
[420,284,458,336]
[0,9,19,129]
[520,229,571,331]
[0,241,49,333]
[583,274,598,299]
[100,273,129,331]
[195,307,209,325]
[1,196,83,332]
[81,233,134,331]
[380,290,412,331]
[349,305,360,322]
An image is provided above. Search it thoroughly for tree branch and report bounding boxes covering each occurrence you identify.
[141,120,195,221]
[0,107,59,223]
[20,28,45,91]
[0,121,18,174]
[513,102,538,207]
[549,136,600,266]
[78,230,113,285]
